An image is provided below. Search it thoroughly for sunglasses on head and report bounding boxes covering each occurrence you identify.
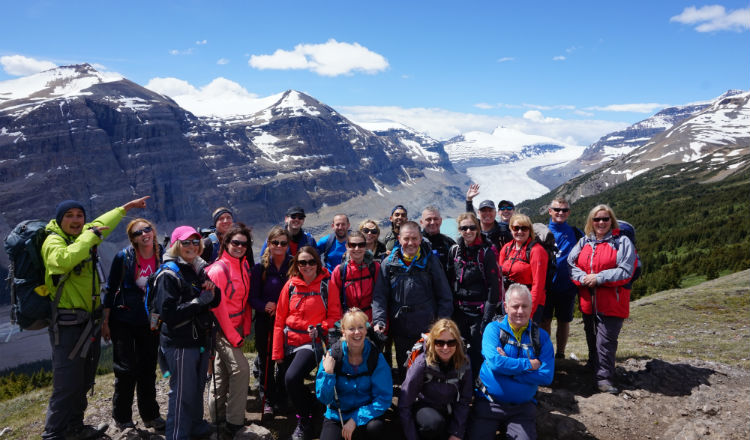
[499,206,514,211]
[180,239,201,246]
[297,259,317,267]
[270,240,288,247]
[131,226,153,237]
[593,217,611,223]
[459,225,478,232]
[361,227,379,235]
[511,225,530,232]
[551,207,570,213]
[290,214,305,220]
[348,241,366,249]
[433,339,458,348]
[230,239,248,247]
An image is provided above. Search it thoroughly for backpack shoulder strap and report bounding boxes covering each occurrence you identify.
[529,321,542,356]
[366,340,379,374]
[573,227,583,242]
[337,263,348,310]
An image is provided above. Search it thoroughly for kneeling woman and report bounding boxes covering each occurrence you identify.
[316,308,392,440]
[399,319,472,440]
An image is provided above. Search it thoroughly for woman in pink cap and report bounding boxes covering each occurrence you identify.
[151,226,221,440]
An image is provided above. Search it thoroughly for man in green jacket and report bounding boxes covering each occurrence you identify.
[42,196,148,440]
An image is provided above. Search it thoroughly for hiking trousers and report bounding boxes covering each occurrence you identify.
[319,415,386,440]
[582,313,623,387]
[110,319,160,424]
[453,307,484,380]
[282,347,318,417]
[42,323,101,440]
[162,345,210,440]
[209,332,250,425]
[255,312,282,405]
[466,396,537,440]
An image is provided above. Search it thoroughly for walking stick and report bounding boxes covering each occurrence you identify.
[260,317,273,418]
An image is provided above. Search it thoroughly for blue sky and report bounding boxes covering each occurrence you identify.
[1,1,748,144]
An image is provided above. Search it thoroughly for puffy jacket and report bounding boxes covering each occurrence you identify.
[329,253,380,321]
[103,244,165,325]
[315,340,392,426]
[272,269,340,360]
[568,231,636,318]
[316,234,347,272]
[447,236,500,325]
[42,206,125,312]
[498,239,547,314]
[478,316,554,405]
[153,254,220,348]
[248,255,292,313]
[372,243,453,339]
[207,252,252,347]
[399,352,473,440]
[548,221,581,294]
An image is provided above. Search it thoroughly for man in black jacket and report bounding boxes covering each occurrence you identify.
[465,184,512,253]
[419,205,456,280]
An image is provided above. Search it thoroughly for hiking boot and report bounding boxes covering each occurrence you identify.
[65,423,109,440]
[598,383,620,394]
[262,402,274,421]
[114,420,135,431]
[143,416,166,431]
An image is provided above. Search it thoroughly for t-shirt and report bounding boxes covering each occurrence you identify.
[135,254,156,291]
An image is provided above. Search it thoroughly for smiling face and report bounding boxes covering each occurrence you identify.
[398,225,421,258]
[332,215,350,240]
[285,213,305,234]
[511,221,530,245]
[215,212,233,235]
[434,330,457,363]
[347,236,366,264]
[296,251,318,282]
[549,201,571,224]
[478,207,496,229]
[179,234,201,263]
[506,291,532,328]
[592,209,612,238]
[499,205,515,223]
[343,315,367,352]
[459,218,478,243]
[361,222,379,244]
[420,209,442,236]
[60,208,85,236]
[390,208,407,229]
[226,232,249,259]
[130,221,154,250]
[268,232,289,258]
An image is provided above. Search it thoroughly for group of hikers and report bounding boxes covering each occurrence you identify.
[35,183,638,440]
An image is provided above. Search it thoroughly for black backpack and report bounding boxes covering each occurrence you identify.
[4,220,68,330]
[144,261,183,330]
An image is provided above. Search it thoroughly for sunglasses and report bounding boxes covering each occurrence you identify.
[433,339,458,348]
[230,239,248,247]
[290,214,306,220]
[511,225,530,232]
[180,239,201,246]
[270,240,288,247]
[551,207,570,213]
[593,217,611,223]
[459,225,478,232]
[131,226,153,237]
[499,206,514,211]
[348,242,366,249]
[361,227,379,235]
[297,259,317,267]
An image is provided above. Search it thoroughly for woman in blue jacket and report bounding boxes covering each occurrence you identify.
[102,218,165,432]
[316,308,392,440]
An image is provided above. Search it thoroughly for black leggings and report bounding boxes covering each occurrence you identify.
[414,405,449,440]
[319,416,386,440]
[283,348,318,417]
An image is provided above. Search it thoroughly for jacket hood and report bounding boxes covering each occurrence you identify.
[164,252,208,274]
[45,219,76,241]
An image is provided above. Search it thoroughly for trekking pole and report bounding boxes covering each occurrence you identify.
[316,324,344,426]
[260,321,273,418]
[211,346,220,440]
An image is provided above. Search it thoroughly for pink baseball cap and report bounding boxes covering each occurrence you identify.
[171,226,200,245]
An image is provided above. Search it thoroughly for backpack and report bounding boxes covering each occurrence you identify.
[503,223,557,295]
[613,220,641,289]
[329,338,380,378]
[497,317,542,358]
[4,220,61,330]
[448,243,487,295]
[288,278,330,310]
[144,261,183,330]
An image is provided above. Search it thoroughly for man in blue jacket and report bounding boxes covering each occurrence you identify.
[317,213,350,271]
[540,197,582,360]
[467,284,554,440]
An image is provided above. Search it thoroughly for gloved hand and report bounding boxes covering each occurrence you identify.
[192,289,214,306]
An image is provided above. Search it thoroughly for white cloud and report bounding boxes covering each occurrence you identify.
[586,103,669,113]
[248,39,389,76]
[552,56,566,61]
[217,58,230,65]
[0,54,57,76]
[196,39,208,45]
[145,76,283,117]
[169,48,194,55]
[474,103,493,110]
[670,5,750,32]
[497,57,515,63]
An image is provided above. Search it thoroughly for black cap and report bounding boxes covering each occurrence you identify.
[478,200,495,210]
[391,205,407,216]
[498,200,515,209]
[286,206,305,216]
[55,200,85,226]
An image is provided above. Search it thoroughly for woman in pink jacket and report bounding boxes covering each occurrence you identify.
[207,223,253,437]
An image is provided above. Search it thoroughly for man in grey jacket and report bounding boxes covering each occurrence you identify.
[372,221,453,381]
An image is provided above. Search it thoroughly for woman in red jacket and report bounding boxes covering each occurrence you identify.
[328,231,380,322]
[568,204,636,395]
[207,223,253,437]
[497,214,547,323]
[273,246,340,440]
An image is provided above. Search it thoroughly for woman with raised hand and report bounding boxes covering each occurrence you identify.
[399,318,472,440]
[568,204,636,395]
[447,212,501,380]
[153,226,221,440]
[497,214,548,323]
[272,246,340,440]
[316,308,392,440]
[207,223,253,437]
[102,218,165,434]
[250,226,293,420]
[358,219,387,261]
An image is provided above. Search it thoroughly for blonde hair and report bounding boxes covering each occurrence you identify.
[425,318,467,371]
[126,218,161,264]
[339,308,369,342]
[261,226,290,281]
[584,204,620,236]
[456,212,480,231]
[509,213,535,241]
[167,234,204,258]
[358,219,380,236]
